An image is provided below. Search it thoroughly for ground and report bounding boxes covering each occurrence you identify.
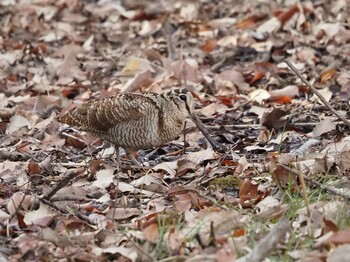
[1,0,350,261]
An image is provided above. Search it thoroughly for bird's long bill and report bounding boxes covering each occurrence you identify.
[189,112,221,152]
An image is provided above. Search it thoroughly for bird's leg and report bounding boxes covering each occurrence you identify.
[126,150,141,166]
[114,145,121,168]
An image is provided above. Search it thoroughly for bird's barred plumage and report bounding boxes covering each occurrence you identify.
[59,89,220,165]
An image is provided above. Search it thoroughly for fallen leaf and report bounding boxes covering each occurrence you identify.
[236,14,267,29]
[318,230,350,247]
[327,244,350,262]
[269,85,299,99]
[320,68,337,83]
[6,114,32,134]
[217,69,250,92]
[23,204,54,226]
[142,223,159,242]
[92,169,115,188]
[257,17,281,33]
[7,192,35,215]
[201,39,217,53]
[152,161,177,177]
[121,70,153,93]
[277,5,299,24]
[122,57,154,76]
[239,179,264,207]
[106,208,141,220]
[249,89,271,103]
[312,117,336,137]
[186,148,216,164]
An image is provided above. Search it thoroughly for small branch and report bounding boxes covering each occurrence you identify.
[59,162,89,167]
[284,60,350,128]
[50,195,90,202]
[203,122,326,131]
[60,132,88,147]
[278,164,350,201]
[40,198,94,225]
[42,168,84,200]
[8,184,31,222]
[236,217,291,262]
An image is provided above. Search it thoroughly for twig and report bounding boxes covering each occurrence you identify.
[278,164,350,201]
[40,198,68,213]
[58,162,89,167]
[60,132,88,147]
[284,60,350,128]
[50,195,91,202]
[203,122,327,131]
[40,198,94,225]
[236,217,291,262]
[8,183,31,223]
[42,168,84,200]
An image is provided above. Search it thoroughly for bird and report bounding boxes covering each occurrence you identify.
[59,89,221,167]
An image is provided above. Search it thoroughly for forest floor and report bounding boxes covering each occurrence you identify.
[1,0,350,261]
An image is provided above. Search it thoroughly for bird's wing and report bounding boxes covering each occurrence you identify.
[59,93,158,133]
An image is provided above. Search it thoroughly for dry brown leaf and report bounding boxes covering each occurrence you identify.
[201,39,217,53]
[236,14,267,29]
[121,70,153,93]
[320,68,337,83]
[142,223,159,242]
[314,22,342,39]
[277,4,299,24]
[201,102,228,117]
[269,85,299,99]
[169,60,203,83]
[121,57,154,76]
[166,227,183,254]
[312,117,336,137]
[217,69,250,93]
[7,192,35,215]
[327,244,350,262]
[6,114,32,134]
[257,17,281,33]
[216,246,237,262]
[318,230,350,247]
[249,89,271,103]
[106,208,141,220]
[186,148,216,164]
[23,204,54,226]
[261,108,289,129]
[239,179,265,207]
[0,210,10,221]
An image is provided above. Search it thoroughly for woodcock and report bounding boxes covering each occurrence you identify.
[59,89,221,166]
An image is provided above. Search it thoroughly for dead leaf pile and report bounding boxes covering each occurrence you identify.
[1,0,350,261]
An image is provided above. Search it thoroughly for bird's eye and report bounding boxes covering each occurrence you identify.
[179,94,187,101]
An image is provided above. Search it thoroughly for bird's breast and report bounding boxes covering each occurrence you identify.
[106,113,185,150]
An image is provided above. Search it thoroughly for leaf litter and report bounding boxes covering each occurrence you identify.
[0,0,350,261]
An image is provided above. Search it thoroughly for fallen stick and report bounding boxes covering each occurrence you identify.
[236,217,291,262]
[278,164,350,201]
[284,60,350,128]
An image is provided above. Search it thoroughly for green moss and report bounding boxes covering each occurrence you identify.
[209,176,241,189]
